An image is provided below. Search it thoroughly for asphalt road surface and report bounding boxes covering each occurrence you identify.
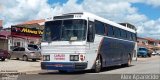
[0,56,160,80]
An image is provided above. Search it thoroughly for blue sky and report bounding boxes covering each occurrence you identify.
[47,0,160,20]
[132,3,160,20]
[47,0,68,5]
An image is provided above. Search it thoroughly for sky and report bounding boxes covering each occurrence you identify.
[0,0,160,39]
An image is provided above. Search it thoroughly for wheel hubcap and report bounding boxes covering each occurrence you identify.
[24,56,27,61]
[128,59,131,65]
[96,58,101,71]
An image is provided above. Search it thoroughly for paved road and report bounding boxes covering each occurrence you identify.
[98,56,160,74]
[28,55,160,74]
[0,56,160,80]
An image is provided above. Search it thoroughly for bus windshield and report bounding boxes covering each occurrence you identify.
[42,19,87,41]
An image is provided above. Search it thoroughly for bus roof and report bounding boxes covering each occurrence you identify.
[46,12,136,33]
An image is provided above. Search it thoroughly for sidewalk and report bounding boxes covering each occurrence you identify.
[0,59,41,73]
[137,55,160,61]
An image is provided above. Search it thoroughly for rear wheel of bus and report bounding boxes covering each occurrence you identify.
[59,70,67,73]
[122,54,131,67]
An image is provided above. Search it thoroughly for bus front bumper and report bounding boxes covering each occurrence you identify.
[41,62,87,71]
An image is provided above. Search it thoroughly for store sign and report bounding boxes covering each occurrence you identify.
[11,26,43,37]
[21,28,43,35]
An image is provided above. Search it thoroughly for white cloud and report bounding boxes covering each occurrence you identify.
[143,18,160,35]
[0,0,55,27]
[145,0,160,7]
[0,0,160,39]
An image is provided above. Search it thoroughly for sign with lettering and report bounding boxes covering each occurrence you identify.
[54,54,65,60]
[11,26,43,37]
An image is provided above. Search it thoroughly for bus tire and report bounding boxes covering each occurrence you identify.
[59,70,67,73]
[93,55,102,73]
[126,54,131,67]
[122,54,131,67]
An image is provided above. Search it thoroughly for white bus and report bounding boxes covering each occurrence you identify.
[41,12,137,73]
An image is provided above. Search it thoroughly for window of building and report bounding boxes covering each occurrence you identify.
[14,42,21,47]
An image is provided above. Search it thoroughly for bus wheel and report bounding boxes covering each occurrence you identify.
[93,55,102,73]
[59,70,67,73]
[127,54,131,67]
[122,54,131,67]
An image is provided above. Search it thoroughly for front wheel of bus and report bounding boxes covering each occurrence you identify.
[93,55,102,73]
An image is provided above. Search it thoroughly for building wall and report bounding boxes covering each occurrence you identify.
[8,37,41,51]
[0,20,2,30]
[8,37,27,51]
[0,39,8,50]
[137,38,148,45]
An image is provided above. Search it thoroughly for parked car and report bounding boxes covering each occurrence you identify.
[154,50,160,56]
[137,47,152,57]
[9,47,41,61]
[0,49,9,61]
[152,50,157,56]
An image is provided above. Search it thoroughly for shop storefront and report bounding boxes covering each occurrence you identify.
[11,23,44,48]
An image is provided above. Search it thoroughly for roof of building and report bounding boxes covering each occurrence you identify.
[13,23,44,30]
[144,38,158,42]
[137,37,147,40]
[137,37,159,42]
[14,19,45,30]
[17,19,45,25]
[0,30,11,39]
[138,43,154,49]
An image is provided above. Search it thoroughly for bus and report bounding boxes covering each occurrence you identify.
[41,12,137,73]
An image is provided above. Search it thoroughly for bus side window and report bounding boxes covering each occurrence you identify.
[95,20,105,35]
[87,21,95,42]
[105,24,108,36]
[126,31,132,40]
[132,33,136,41]
[114,27,120,38]
[108,25,114,37]
[120,29,127,39]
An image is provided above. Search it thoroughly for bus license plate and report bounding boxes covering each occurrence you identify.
[54,54,65,60]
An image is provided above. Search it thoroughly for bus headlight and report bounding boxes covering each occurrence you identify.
[70,55,79,61]
[43,55,50,61]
